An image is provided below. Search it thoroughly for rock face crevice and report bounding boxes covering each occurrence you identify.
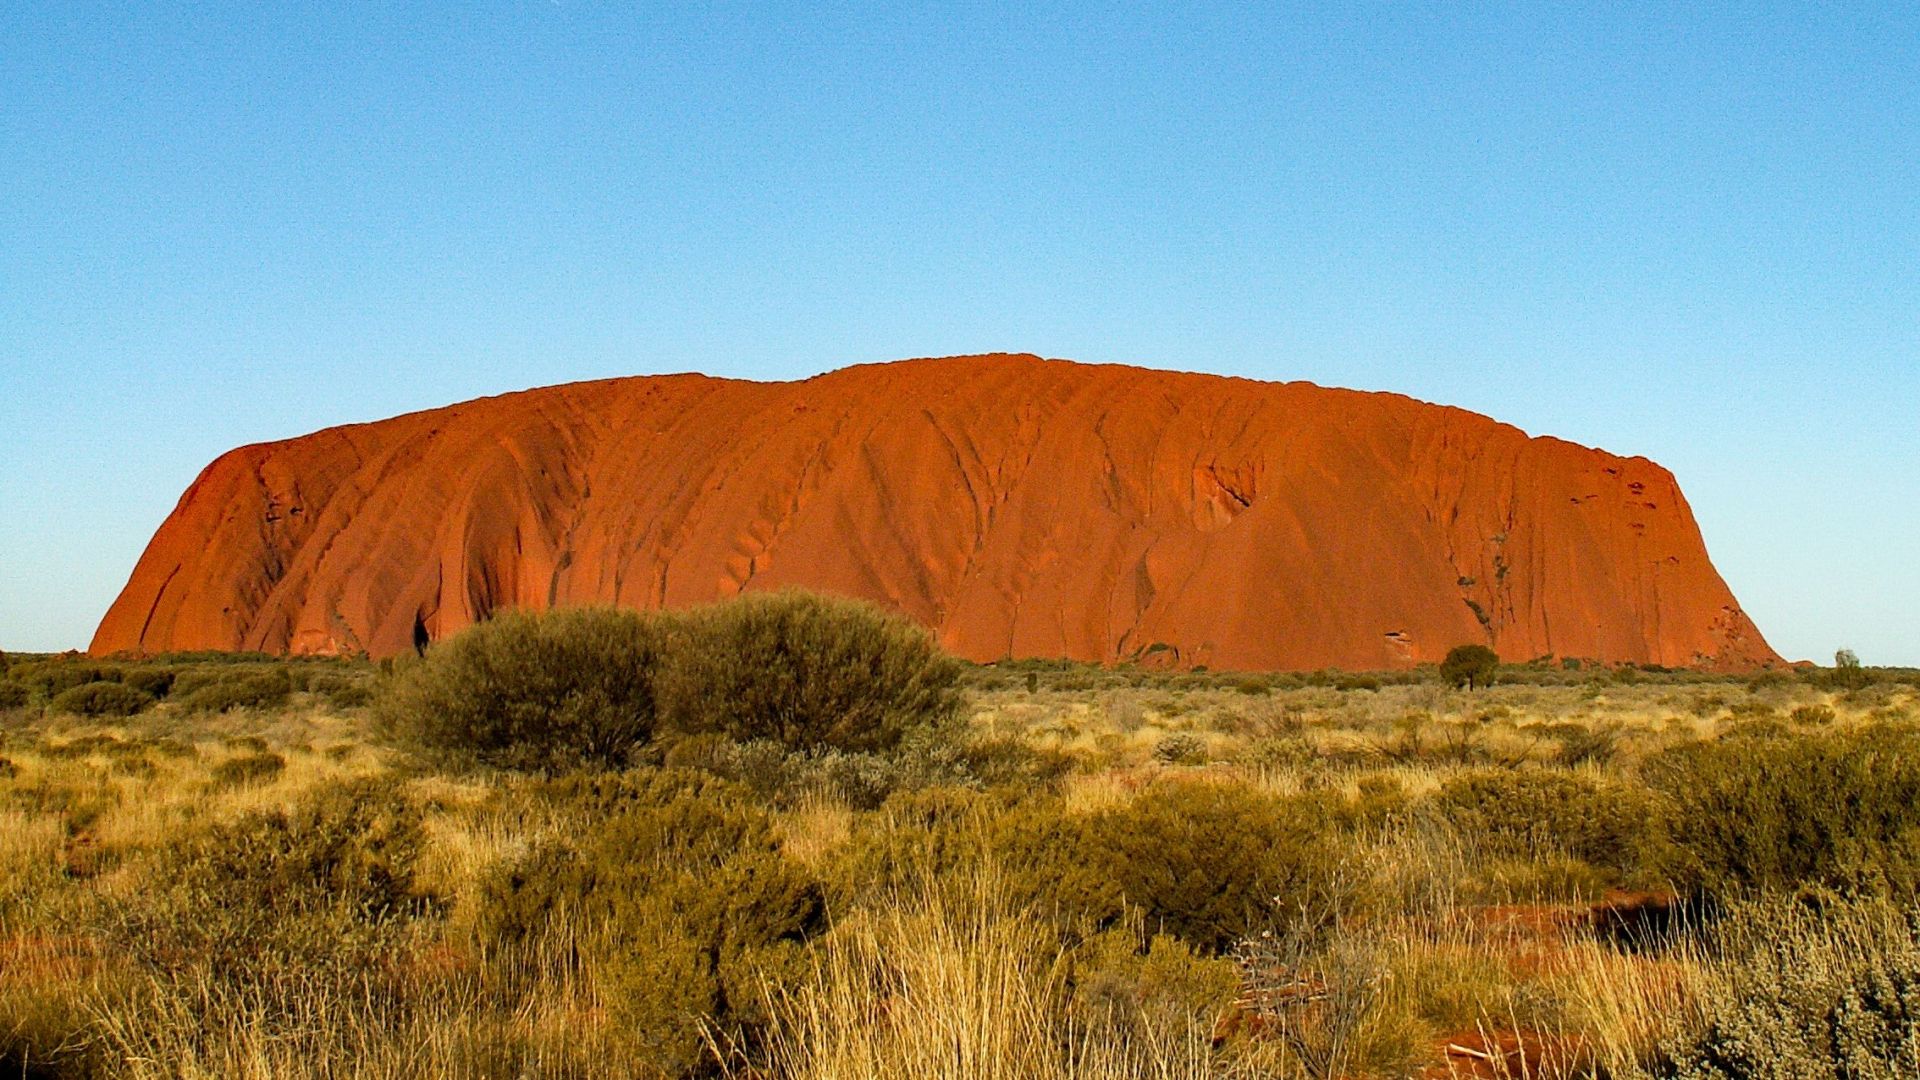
[92,354,1780,670]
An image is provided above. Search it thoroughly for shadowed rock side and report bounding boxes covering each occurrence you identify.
[92,354,1780,670]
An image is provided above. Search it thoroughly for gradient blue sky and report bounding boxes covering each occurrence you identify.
[3,3,1915,664]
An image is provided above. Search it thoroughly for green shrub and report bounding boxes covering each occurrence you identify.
[49,680,153,717]
[41,733,135,760]
[11,660,121,698]
[675,719,1003,810]
[1152,733,1208,765]
[1649,726,1920,900]
[916,725,1071,790]
[478,769,824,1073]
[376,607,670,771]
[182,779,425,917]
[797,749,905,809]
[0,680,29,710]
[1241,735,1315,770]
[121,667,177,698]
[1100,782,1335,951]
[172,666,292,713]
[675,738,899,810]
[1791,703,1837,726]
[990,807,1130,937]
[1069,916,1240,1047]
[701,739,800,800]
[471,839,583,950]
[1543,720,1625,766]
[1433,767,1669,884]
[119,779,430,985]
[993,781,1336,953]
[833,786,1001,903]
[660,590,961,752]
[307,671,375,710]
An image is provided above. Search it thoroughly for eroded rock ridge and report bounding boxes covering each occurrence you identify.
[92,354,1779,670]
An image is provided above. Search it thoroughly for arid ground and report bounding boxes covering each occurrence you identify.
[3,630,1917,1079]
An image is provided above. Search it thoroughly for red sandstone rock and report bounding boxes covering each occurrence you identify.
[90,354,1779,670]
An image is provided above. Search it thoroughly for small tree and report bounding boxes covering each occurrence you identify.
[1441,644,1500,690]
[1832,647,1869,691]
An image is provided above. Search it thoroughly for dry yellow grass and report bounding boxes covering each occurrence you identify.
[741,863,1219,1080]
[776,793,857,869]
[1,665,1915,1078]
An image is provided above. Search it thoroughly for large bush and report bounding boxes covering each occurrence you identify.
[49,680,153,717]
[118,779,429,984]
[1434,766,1670,884]
[1648,725,1920,900]
[1093,781,1337,952]
[121,666,177,699]
[990,780,1336,953]
[376,607,670,771]
[10,660,122,699]
[375,593,966,772]
[478,770,824,1073]
[172,666,293,713]
[1652,897,1920,1079]
[660,590,962,753]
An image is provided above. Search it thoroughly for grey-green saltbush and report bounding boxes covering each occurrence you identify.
[1649,725,1920,901]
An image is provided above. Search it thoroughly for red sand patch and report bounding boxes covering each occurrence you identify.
[0,935,102,984]
[1424,1028,1593,1079]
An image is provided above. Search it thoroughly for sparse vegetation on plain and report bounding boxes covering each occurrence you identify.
[2,601,1918,1078]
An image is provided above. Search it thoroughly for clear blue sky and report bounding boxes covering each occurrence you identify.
[3,3,1915,664]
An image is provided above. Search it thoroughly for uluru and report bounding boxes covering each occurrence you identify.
[91,354,1778,671]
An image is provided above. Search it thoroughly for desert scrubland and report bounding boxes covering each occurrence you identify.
[2,598,1917,1079]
